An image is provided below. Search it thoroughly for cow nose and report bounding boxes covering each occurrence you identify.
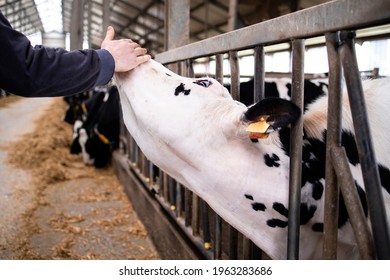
[193,79,213,88]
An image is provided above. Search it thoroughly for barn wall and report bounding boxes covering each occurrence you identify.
[113,0,390,260]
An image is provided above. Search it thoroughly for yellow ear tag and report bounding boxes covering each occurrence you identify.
[246,117,270,139]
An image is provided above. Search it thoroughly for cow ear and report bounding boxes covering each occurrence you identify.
[243,98,301,134]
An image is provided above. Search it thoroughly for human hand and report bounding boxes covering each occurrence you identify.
[101,26,151,72]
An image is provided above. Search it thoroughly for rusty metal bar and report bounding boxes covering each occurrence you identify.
[253,45,265,102]
[338,30,390,259]
[156,0,390,64]
[287,39,305,259]
[330,147,375,259]
[323,32,343,259]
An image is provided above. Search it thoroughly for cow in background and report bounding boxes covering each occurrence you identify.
[115,59,390,259]
[225,77,328,110]
[70,85,120,168]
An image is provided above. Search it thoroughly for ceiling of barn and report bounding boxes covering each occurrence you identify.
[0,0,387,56]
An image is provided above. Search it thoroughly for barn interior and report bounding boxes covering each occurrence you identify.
[1,0,390,261]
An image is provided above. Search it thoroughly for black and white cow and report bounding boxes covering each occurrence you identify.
[114,59,390,259]
[225,77,328,109]
[70,85,120,168]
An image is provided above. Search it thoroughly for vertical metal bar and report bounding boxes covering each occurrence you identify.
[200,200,211,249]
[228,0,238,31]
[214,53,223,260]
[70,0,84,50]
[102,0,111,38]
[165,0,190,50]
[192,194,200,236]
[254,45,265,102]
[330,147,375,259]
[338,31,390,259]
[323,32,343,259]
[184,188,192,227]
[214,214,222,259]
[215,54,224,84]
[229,227,238,259]
[229,51,240,101]
[242,237,251,259]
[287,39,305,259]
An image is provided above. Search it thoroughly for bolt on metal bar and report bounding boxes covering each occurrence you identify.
[338,30,390,259]
[287,39,305,259]
[323,32,343,259]
[330,146,375,259]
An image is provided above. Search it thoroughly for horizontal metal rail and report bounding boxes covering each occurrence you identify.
[156,0,390,64]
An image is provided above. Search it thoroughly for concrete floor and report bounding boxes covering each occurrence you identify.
[0,97,159,259]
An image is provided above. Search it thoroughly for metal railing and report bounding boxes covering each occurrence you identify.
[114,0,390,259]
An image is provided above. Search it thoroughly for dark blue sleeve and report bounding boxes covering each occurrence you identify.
[0,10,115,97]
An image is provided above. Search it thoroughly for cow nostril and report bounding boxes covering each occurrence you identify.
[193,79,212,88]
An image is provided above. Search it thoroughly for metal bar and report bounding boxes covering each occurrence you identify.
[156,0,390,64]
[200,200,211,249]
[192,193,200,236]
[215,54,224,84]
[287,39,305,259]
[338,30,390,259]
[229,226,238,259]
[213,214,222,259]
[229,51,240,101]
[323,32,343,259]
[330,147,375,259]
[165,0,190,50]
[253,45,265,102]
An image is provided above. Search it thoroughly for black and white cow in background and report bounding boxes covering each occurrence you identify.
[114,59,390,259]
[225,77,329,109]
[70,85,120,168]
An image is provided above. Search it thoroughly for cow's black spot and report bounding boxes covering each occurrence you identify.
[252,202,266,211]
[244,194,254,200]
[312,223,324,232]
[341,130,359,166]
[174,83,191,96]
[273,202,288,217]
[251,139,259,143]
[264,153,280,167]
[166,73,171,76]
[379,164,390,194]
[267,219,288,228]
[312,180,324,200]
[300,203,317,225]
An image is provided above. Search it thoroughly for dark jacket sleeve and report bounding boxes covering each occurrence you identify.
[0,10,115,97]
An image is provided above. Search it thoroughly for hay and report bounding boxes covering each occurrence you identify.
[6,98,160,260]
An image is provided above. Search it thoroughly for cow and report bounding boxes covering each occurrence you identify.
[114,59,390,259]
[225,77,328,109]
[70,85,120,168]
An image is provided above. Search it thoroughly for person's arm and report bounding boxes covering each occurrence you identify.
[0,10,114,97]
[0,11,150,98]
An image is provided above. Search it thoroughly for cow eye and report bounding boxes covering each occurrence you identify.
[193,79,212,88]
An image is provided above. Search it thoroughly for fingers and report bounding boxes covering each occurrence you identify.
[136,54,151,65]
[104,26,115,42]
